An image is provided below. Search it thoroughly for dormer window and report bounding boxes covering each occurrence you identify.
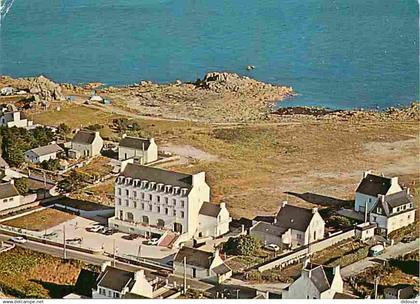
[181,188,188,196]
[157,183,164,191]
[141,181,148,189]
[376,207,382,214]
[173,187,180,195]
[165,185,172,193]
[133,179,140,187]
[149,182,156,190]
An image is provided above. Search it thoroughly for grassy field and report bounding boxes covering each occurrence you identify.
[3,208,75,231]
[29,103,419,219]
[0,247,98,298]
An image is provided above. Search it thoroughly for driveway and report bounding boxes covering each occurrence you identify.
[341,238,419,278]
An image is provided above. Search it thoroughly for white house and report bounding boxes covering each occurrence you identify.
[173,247,232,283]
[250,202,325,249]
[108,163,212,240]
[69,130,103,158]
[0,182,21,212]
[197,202,231,238]
[24,143,63,164]
[0,104,33,128]
[369,189,415,235]
[118,135,158,164]
[354,171,402,213]
[282,261,343,299]
[92,262,167,299]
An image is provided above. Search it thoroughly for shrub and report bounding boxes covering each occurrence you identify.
[223,235,261,256]
[14,178,29,195]
[41,159,60,171]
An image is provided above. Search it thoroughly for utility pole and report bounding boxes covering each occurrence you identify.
[235,289,240,299]
[63,224,66,259]
[364,200,368,223]
[183,256,187,294]
[374,276,380,299]
[113,239,116,267]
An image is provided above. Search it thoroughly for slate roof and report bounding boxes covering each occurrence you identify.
[199,202,221,217]
[275,204,315,232]
[371,190,414,217]
[72,130,97,145]
[120,163,193,190]
[251,221,288,236]
[212,263,231,275]
[119,136,152,150]
[304,263,335,293]
[356,173,394,197]
[97,266,135,292]
[26,143,63,157]
[174,247,213,269]
[0,183,20,200]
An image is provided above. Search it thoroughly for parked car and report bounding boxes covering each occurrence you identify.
[147,238,160,246]
[122,234,140,240]
[66,238,82,245]
[10,236,27,244]
[265,243,280,252]
[87,225,105,233]
[102,228,116,236]
[44,232,58,238]
[369,244,385,257]
[401,236,416,243]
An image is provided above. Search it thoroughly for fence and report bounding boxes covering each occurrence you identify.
[257,228,356,272]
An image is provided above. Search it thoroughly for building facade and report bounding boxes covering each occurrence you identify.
[0,105,33,128]
[282,262,343,299]
[109,163,212,239]
[369,189,415,235]
[24,143,63,164]
[354,171,402,213]
[70,130,103,158]
[0,182,21,212]
[118,135,158,164]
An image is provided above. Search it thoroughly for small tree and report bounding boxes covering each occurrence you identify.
[14,177,29,195]
[6,145,25,167]
[41,159,60,171]
[223,235,261,256]
[57,123,71,136]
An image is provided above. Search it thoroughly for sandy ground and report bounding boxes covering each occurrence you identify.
[161,144,219,162]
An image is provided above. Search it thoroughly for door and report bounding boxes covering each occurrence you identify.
[174,223,183,233]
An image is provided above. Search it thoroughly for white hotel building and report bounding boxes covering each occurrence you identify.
[108,163,230,241]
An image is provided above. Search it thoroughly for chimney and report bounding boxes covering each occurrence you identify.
[379,194,385,203]
[363,170,372,178]
[282,201,288,208]
[312,207,318,214]
[220,202,226,209]
[406,188,410,195]
[192,172,206,185]
[122,134,127,139]
[100,261,111,272]
[390,176,399,187]
[134,269,144,282]
[333,265,340,275]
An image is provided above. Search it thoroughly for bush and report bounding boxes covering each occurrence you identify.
[223,235,261,256]
[41,159,60,171]
[14,178,29,195]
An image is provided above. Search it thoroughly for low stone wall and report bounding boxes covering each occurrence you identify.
[53,203,114,218]
[257,228,355,272]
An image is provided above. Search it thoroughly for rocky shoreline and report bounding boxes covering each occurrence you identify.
[1,74,418,123]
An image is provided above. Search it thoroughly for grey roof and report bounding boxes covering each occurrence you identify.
[333,292,358,299]
[0,183,20,200]
[356,174,394,197]
[120,163,193,190]
[304,263,335,293]
[119,136,152,150]
[384,284,414,299]
[371,190,414,217]
[199,202,221,217]
[275,204,315,232]
[72,130,97,145]
[212,263,231,275]
[26,143,63,157]
[251,221,288,236]
[174,247,213,269]
[97,266,135,292]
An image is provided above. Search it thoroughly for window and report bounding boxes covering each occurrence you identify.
[117,188,121,195]
[119,210,123,219]
[376,207,382,214]
[125,189,129,196]
[408,214,411,220]
[157,196,161,203]
[149,194,153,201]
[134,201,137,208]
[165,208,168,215]
[149,204,152,211]
[141,203,144,210]
[2,199,6,203]
[172,198,176,206]
[181,200,185,208]
[125,200,129,206]
[173,210,176,216]
[372,216,377,222]
[165,197,168,204]
[133,191,137,198]
[113,292,120,298]
[297,234,302,240]
[117,198,121,205]
[181,211,184,218]
[8,198,13,201]
[141,193,145,199]
[157,206,161,213]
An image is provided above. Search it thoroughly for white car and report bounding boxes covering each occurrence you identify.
[10,236,27,244]
[147,238,159,246]
[265,243,280,252]
[89,225,105,233]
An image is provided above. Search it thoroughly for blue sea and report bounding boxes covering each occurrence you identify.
[0,0,418,109]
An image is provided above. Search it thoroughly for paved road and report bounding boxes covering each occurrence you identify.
[0,233,213,291]
[341,238,419,278]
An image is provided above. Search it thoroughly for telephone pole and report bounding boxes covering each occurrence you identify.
[183,256,187,294]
